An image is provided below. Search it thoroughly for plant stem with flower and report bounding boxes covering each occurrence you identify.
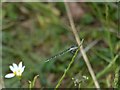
[5,61,25,87]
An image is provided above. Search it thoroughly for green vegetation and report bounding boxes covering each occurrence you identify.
[2,2,120,88]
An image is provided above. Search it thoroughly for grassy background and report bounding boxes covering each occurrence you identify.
[2,2,120,88]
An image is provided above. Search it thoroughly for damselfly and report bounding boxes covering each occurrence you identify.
[45,39,84,62]
[45,45,78,62]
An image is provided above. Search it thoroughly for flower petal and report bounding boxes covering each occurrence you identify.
[9,65,15,72]
[18,62,22,69]
[12,63,18,70]
[5,73,15,78]
[21,66,25,73]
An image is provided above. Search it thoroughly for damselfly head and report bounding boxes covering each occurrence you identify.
[69,45,78,54]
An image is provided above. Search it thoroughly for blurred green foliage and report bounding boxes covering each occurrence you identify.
[2,2,120,88]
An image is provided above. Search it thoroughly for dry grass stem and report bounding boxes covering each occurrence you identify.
[64,1,100,88]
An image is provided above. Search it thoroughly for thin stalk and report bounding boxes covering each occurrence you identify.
[89,54,119,86]
[64,1,100,88]
[97,54,119,78]
[114,66,120,88]
[55,41,83,89]
[105,3,114,59]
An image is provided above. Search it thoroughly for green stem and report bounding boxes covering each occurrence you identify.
[114,66,120,88]
[78,83,81,88]
[89,54,119,86]
[105,3,114,59]
[28,81,32,90]
[55,48,80,89]
[97,54,118,78]
[17,76,22,88]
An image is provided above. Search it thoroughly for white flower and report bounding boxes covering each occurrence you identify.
[72,75,89,87]
[5,61,25,78]
[82,75,89,80]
